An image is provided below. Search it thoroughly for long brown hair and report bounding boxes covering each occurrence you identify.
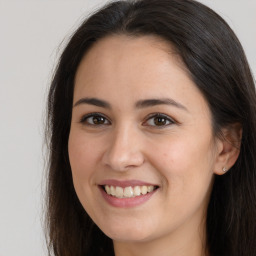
[45,0,256,255]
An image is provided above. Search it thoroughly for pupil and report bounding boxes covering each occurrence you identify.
[154,117,166,125]
[93,116,104,124]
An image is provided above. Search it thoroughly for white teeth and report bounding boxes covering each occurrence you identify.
[133,186,141,196]
[104,185,156,198]
[115,186,123,198]
[110,186,115,196]
[105,185,111,194]
[124,186,133,198]
[141,186,148,195]
[147,185,154,192]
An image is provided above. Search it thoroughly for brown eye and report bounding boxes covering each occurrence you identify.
[80,113,110,126]
[153,117,168,126]
[143,113,174,127]
[92,116,106,125]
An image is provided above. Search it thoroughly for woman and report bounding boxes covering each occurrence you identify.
[45,0,256,255]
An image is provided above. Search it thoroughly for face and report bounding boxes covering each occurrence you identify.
[68,35,221,245]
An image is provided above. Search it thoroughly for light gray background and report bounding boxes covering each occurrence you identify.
[0,1,255,255]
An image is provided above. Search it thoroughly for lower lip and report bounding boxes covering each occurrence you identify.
[99,186,158,208]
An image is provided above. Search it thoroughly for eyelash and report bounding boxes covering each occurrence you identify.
[80,112,111,126]
[79,112,175,128]
[143,113,175,127]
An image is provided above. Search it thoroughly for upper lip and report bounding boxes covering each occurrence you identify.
[99,179,159,188]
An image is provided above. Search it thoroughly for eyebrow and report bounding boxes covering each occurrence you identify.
[73,97,188,111]
[73,97,111,109]
[135,98,188,111]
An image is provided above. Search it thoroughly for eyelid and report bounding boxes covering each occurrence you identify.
[142,113,176,127]
[79,112,111,125]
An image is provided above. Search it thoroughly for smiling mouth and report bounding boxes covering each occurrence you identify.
[101,185,159,198]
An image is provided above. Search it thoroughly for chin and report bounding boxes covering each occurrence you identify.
[100,223,154,242]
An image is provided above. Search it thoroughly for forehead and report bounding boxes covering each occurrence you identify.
[75,35,186,91]
[74,35,209,116]
[75,35,184,85]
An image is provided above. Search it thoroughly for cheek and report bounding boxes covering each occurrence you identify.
[68,131,101,212]
[68,131,101,192]
[153,138,211,170]
[154,135,214,219]
[148,132,215,194]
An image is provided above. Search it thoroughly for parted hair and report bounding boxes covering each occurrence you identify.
[45,0,256,255]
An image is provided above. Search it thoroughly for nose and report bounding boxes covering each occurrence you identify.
[102,125,145,172]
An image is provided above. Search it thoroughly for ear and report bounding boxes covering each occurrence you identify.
[213,123,242,175]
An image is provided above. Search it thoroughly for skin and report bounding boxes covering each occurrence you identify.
[68,35,240,256]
